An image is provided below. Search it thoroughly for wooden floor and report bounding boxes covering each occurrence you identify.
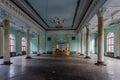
[0,54,120,80]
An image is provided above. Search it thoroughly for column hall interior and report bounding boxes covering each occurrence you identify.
[0,0,120,80]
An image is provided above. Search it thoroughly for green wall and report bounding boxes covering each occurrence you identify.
[1,25,119,57]
[90,33,97,54]
[46,34,78,53]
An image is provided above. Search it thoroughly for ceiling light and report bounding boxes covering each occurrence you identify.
[50,17,66,28]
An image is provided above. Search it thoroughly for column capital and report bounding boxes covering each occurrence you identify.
[3,11,11,20]
[26,24,31,30]
[97,8,106,17]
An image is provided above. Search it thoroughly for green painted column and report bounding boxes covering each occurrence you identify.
[26,28,32,59]
[0,27,4,58]
[116,26,120,58]
[3,18,11,64]
[17,31,21,55]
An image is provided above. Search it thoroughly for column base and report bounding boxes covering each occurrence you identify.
[116,56,120,59]
[26,56,32,59]
[3,61,12,65]
[80,54,84,56]
[95,61,106,66]
[36,54,41,56]
[85,56,91,59]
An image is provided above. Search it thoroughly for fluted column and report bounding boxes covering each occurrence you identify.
[78,33,81,54]
[26,28,32,59]
[0,27,4,58]
[37,33,40,56]
[80,32,84,56]
[85,27,91,59]
[3,19,11,64]
[95,8,106,66]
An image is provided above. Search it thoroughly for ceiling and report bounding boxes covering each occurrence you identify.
[90,0,120,32]
[10,0,107,31]
[24,0,78,29]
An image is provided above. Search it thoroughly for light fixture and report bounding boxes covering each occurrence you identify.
[50,17,66,28]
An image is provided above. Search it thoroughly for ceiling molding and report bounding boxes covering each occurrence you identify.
[0,0,45,33]
[76,0,93,29]
[77,0,107,32]
[24,0,50,28]
[10,0,47,30]
[72,0,80,28]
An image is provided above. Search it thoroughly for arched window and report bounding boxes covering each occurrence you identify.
[9,34,15,52]
[22,37,26,51]
[107,32,114,52]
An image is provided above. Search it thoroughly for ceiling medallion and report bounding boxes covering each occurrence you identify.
[50,17,66,28]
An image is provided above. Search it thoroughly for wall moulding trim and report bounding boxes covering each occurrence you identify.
[47,30,77,34]
[0,0,45,32]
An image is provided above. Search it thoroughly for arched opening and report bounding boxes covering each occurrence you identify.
[107,32,114,57]
[22,37,27,55]
[9,34,15,56]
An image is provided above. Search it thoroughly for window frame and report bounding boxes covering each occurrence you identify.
[107,32,114,53]
[9,34,15,52]
[22,37,26,51]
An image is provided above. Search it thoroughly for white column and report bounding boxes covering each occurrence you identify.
[80,32,84,55]
[37,33,40,56]
[78,33,81,54]
[3,19,11,64]
[85,27,91,59]
[95,8,106,65]
[0,27,4,58]
[26,28,32,59]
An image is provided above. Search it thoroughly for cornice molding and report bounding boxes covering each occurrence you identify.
[0,0,45,32]
[46,30,77,35]
[77,0,107,32]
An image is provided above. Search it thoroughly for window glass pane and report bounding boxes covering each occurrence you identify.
[9,34,15,52]
[22,38,26,51]
[107,32,114,52]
